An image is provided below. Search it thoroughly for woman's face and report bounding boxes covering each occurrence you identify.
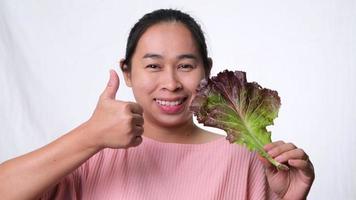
[123,22,206,127]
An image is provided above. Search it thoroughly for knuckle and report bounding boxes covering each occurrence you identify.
[122,102,131,112]
[275,145,283,151]
[276,140,285,144]
[287,142,296,148]
[296,148,305,155]
[136,118,143,125]
[136,127,143,135]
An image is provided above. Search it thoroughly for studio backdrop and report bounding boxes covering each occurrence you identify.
[0,0,355,199]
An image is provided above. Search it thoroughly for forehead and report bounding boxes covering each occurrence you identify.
[134,22,199,58]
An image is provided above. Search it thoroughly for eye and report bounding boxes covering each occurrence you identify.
[178,64,195,71]
[145,64,161,71]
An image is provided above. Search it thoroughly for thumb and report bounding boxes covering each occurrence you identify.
[257,154,273,169]
[101,69,120,100]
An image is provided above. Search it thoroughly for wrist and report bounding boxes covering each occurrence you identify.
[70,120,105,153]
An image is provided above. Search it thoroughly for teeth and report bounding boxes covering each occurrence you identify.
[155,99,184,106]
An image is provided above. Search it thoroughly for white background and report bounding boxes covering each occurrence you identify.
[0,0,355,199]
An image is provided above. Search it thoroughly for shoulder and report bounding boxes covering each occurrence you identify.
[199,129,265,169]
[196,128,225,143]
[198,129,261,158]
[198,128,264,163]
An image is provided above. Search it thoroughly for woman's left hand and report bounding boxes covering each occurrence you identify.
[259,141,315,200]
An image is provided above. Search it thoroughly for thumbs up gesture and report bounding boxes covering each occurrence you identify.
[86,70,144,149]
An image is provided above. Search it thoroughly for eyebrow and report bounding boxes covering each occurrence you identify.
[177,54,198,60]
[143,53,163,59]
[142,53,198,60]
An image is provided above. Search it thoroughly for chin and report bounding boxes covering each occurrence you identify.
[151,114,193,128]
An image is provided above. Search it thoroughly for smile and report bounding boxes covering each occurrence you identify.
[154,98,186,106]
[154,97,188,114]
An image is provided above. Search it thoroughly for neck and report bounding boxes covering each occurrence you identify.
[143,118,200,144]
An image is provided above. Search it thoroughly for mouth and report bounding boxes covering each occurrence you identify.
[154,97,188,106]
[154,97,188,114]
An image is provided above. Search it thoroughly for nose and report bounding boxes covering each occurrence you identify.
[161,69,183,92]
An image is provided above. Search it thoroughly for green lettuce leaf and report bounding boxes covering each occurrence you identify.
[190,70,288,170]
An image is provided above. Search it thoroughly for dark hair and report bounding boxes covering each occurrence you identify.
[121,8,211,77]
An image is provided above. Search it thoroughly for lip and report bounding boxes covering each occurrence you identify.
[154,96,188,114]
[154,96,188,101]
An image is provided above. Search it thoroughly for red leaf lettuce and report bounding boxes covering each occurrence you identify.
[190,70,288,170]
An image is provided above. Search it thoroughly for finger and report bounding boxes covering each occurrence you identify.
[129,103,143,115]
[130,136,143,147]
[132,114,144,126]
[264,140,285,151]
[256,154,273,168]
[274,148,308,163]
[100,69,120,100]
[267,142,296,158]
[133,126,144,136]
[288,159,314,177]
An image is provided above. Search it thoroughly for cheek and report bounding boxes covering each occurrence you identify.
[186,79,201,93]
[131,75,156,101]
[183,76,203,106]
[182,71,205,93]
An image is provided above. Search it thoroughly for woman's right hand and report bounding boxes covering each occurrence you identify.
[85,69,144,149]
[0,69,143,200]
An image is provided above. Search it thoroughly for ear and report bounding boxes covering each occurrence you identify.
[119,58,132,87]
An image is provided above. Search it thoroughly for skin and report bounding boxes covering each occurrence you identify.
[122,21,221,144]
[0,21,314,200]
[260,141,315,200]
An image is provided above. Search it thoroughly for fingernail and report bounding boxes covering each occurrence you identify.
[267,150,274,156]
[275,156,283,163]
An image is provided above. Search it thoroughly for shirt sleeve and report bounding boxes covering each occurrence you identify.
[39,164,87,200]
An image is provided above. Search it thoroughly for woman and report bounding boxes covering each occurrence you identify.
[0,9,314,199]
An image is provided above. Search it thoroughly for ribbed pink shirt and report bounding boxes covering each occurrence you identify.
[41,135,279,200]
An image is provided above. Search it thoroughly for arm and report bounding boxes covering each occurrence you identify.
[0,70,144,200]
[0,122,100,200]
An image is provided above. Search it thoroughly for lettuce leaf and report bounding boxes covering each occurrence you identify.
[190,70,288,170]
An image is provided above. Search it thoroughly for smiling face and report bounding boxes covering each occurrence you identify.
[123,22,206,128]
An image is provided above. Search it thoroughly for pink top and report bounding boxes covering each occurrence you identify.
[41,135,279,200]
